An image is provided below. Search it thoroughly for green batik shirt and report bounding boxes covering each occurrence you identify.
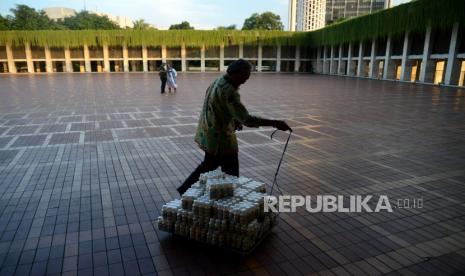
[195,75,262,155]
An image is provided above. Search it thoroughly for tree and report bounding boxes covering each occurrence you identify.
[0,15,10,30]
[8,4,56,30]
[0,4,120,30]
[242,12,284,30]
[60,11,120,30]
[217,24,236,30]
[169,21,194,30]
[133,19,154,30]
[242,13,259,30]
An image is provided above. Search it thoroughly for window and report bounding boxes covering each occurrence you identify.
[395,62,402,80]
[110,60,124,72]
[410,60,421,82]
[0,62,9,73]
[434,60,446,84]
[458,60,465,86]
[15,62,28,73]
[33,61,46,72]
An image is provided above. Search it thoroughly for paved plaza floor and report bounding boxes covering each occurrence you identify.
[0,73,465,275]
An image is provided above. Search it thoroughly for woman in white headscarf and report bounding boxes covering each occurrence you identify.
[167,64,177,93]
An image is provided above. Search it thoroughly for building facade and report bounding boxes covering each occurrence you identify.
[0,42,313,74]
[92,12,134,29]
[290,0,388,31]
[312,23,465,87]
[1,25,464,88]
[289,0,298,31]
[44,7,77,21]
[297,0,326,31]
[325,0,387,25]
[1,1,463,87]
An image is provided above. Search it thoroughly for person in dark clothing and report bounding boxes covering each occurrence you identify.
[159,63,167,94]
[176,59,291,195]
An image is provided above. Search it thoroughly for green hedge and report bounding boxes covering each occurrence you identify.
[0,0,461,48]
[0,29,311,47]
[308,0,465,46]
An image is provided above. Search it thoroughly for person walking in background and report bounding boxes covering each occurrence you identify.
[167,64,178,93]
[159,63,167,94]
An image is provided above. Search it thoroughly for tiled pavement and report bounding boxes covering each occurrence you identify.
[0,73,465,275]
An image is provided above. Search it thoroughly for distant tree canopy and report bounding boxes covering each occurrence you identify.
[169,21,194,30]
[217,24,236,30]
[133,19,155,30]
[242,12,284,30]
[8,4,58,30]
[0,4,127,30]
[0,14,10,30]
[59,11,120,30]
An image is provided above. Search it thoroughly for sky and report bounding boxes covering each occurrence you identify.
[0,0,290,30]
[0,0,411,30]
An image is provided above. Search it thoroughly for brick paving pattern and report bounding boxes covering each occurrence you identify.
[0,73,465,275]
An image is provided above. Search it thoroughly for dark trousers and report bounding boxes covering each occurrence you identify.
[177,152,239,194]
[160,78,167,93]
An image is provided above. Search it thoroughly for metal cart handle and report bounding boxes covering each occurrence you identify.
[269,129,292,196]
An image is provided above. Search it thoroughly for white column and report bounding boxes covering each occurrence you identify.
[103,44,110,73]
[44,45,53,73]
[317,47,321,73]
[419,26,432,83]
[294,46,300,72]
[368,39,376,78]
[329,46,334,74]
[337,44,342,74]
[25,43,34,73]
[323,46,327,74]
[123,44,129,72]
[161,45,167,64]
[383,36,392,79]
[346,43,353,75]
[357,42,363,77]
[5,44,16,73]
[239,44,243,58]
[257,45,263,72]
[399,31,410,81]
[219,44,225,72]
[444,23,460,85]
[181,44,187,72]
[200,45,205,72]
[83,44,91,72]
[142,45,148,72]
[64,47,72,73]
[276,45,281,72]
